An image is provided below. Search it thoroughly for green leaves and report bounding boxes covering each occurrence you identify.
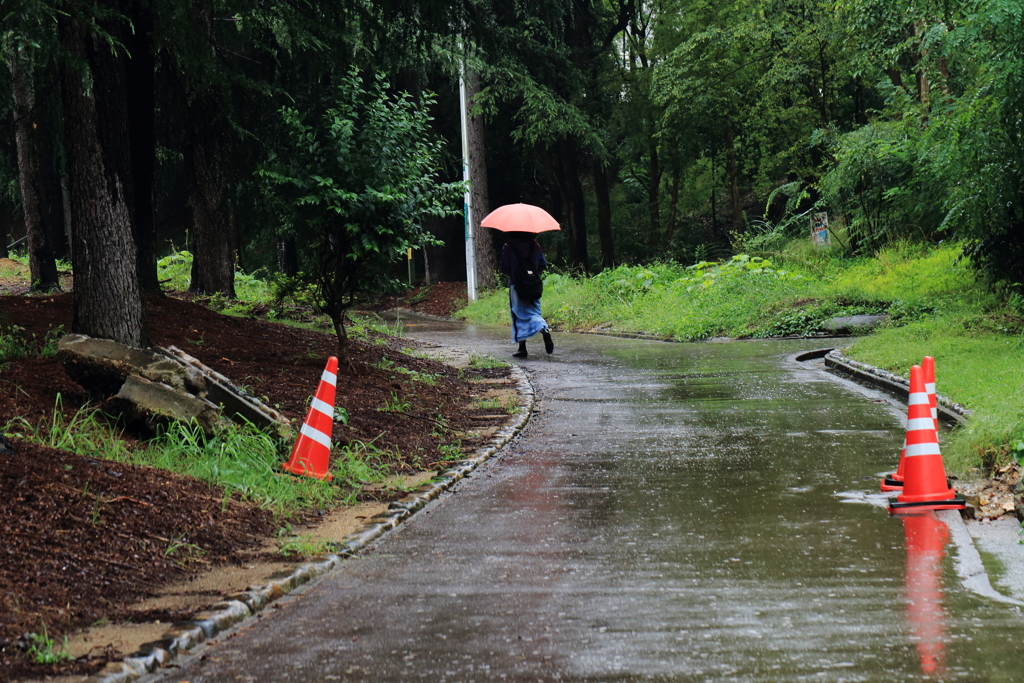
[258,69,463,354]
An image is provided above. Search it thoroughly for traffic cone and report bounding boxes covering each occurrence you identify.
[281,356,337,481]
[888,364,964,512]
[881,356,938,492]
[923,355,939,434]
[880,438,906,492]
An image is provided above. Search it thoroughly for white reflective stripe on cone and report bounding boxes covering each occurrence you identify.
[905,442,942,457]
[300,422,332,449]
[907,417,936,432]
[321,369,337,386]
[310,397,333,418]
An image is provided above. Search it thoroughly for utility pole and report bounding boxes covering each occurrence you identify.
[459,58,477,301]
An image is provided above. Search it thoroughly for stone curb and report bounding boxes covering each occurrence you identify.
[85,365,535,683]
[822,349,971,426]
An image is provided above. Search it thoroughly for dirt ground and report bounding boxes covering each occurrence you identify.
[0,263,499,681]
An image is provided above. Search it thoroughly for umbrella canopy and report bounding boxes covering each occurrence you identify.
[480,203,560,233]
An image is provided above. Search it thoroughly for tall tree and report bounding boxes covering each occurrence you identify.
[59,2,148,347]
[466,66,496,289]
[124,0,159,294]
[6,7,63,291]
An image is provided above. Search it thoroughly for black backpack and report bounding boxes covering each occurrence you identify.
[509,241,544,302]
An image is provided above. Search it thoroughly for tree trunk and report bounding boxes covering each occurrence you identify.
[710,146,718,240]
[126,0,160,295]
[817,40,830,125]
[648,140,661,245]
[724,118,744,235]
[277,238,298,277]
[8,42,61,292]
[666,144,681,250]
[914,22,932,125]
[186,6,235,298]
[188,137,236,297]
[559,138,589,273]
[332,314,351,371]
[854,76,868,126]
[59,7,149,347]
[466,69,496,289]
[593,163,615,269]
[0,212,10,258]
[546,144,575,266]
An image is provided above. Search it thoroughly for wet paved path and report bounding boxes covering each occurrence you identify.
[156,320,1024,682]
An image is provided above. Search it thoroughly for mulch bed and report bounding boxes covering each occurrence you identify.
[0,286,507,680]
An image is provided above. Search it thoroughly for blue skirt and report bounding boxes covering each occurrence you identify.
[509,286,549,343]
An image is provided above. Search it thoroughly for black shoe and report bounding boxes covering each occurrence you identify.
[542,331,554,354]
[512,342,528,359]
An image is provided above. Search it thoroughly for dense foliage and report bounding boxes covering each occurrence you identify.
[3,0,1024,340]
[258,71,464,361]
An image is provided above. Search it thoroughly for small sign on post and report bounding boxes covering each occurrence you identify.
[811,212,830,247]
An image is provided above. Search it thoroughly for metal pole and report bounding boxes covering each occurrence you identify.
[459,57,478,301]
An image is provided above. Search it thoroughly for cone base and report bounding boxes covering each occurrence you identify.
[880,476,903,492]
[281,461,334,482]
[888,496,965,513]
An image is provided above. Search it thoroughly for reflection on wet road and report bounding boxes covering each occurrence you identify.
[158,319,1024,682]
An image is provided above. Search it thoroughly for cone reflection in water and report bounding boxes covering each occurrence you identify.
[901,511,949,677]
[281,356,337,481]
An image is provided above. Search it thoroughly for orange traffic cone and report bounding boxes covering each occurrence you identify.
[888,364,964,512]
[923,355,939,434]
[281,356,338,481]
[880,437,906,492]
[881,356,938,492]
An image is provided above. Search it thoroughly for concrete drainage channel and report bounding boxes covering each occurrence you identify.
[86,364,536,683]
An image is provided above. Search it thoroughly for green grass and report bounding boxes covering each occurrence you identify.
[22,622,72,665]
[4,396,135,460]
[0,323,65,363]
[276,524,332,557]
[467,352,508,369]
[846,317,1024,472]
[2,399,404,517]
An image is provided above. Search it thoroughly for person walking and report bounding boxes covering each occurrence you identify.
[500,231,554,359]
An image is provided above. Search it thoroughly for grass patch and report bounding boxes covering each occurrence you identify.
[22,622,72,665]
[846,317,1024,473]
[3,400,404,518]
[4,396,135,460]
[276,524,332,557]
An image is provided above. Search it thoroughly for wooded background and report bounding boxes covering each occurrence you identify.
[2,0,1023,347]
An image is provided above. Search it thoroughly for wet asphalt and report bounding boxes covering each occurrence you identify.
[152,318,1024,682]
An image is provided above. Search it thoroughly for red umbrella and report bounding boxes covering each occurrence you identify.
[480,203,560,233]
